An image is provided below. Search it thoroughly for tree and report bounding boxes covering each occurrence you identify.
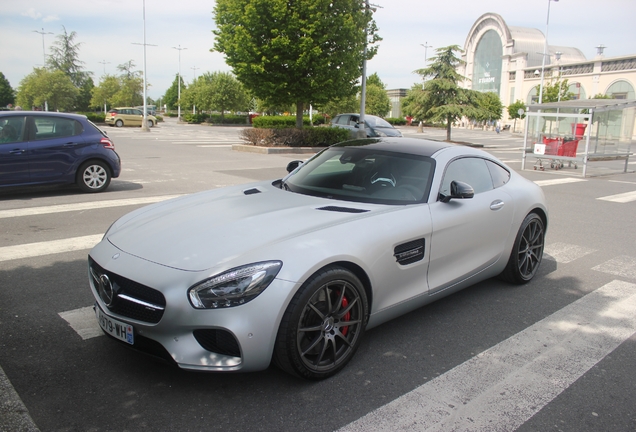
[362,72,391,117]
[317,95,358,118]
[90,75,121,111]
[47,26,93,110]
[537,78,574,104]
[17,68,78,111]
[474,91,503,123]
[183,72,249,117]
[402,45,480,141]
[507,100,526,132]
[163,74,186,110]
[0,72,15,107]
[213,0,380,128]
[111,61,143,106]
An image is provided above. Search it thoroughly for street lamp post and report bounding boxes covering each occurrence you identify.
[420,42,433,70]
[172,45,187,121]
[132,0,156,132]
[98,60,111,114]
[538,0,559,105]
[33,27,53,111]
[191,66,199,114]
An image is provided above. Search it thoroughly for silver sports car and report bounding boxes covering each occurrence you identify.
[88,137,547,380]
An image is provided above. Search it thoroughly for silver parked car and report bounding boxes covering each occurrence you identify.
[88,137,547,379]
[331,113,402,138]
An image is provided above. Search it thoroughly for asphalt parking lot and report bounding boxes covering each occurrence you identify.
[1,118,635,431]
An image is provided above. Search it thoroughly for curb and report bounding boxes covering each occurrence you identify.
[232,144,322,155]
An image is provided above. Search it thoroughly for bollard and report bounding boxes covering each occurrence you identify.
[417,121,423,133]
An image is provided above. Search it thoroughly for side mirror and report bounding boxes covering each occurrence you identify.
[440,180,474,203]
[286,160,303,173]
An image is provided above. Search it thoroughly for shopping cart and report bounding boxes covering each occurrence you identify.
[533,137,580,170]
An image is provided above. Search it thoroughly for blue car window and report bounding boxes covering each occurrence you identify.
[0,117,25,144]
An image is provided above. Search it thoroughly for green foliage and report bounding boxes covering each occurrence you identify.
[253,115,312,128]
[90,62,144,109]
[316,95,358,118]
[213,0,380,128]
[366,72,385,89]
[181,113,249,124]
[17,68,79,111]
[47,26,90,87]
[385,117,407,125]
[507,100,526,120]
[182,71,249,116]
[240,126,349,147]
[162,74,185,110]
[362,84,391,117]
[79,112,106,123]
[537,78,574,103]
[472,91,503,122]
[0,72,15,107]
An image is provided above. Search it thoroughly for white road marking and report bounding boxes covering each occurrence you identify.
[0,234,102,262]
[593,255,636,279]
[339,280,636,432]
[197,145,233,148]
[534,178,587,187]
[59,306,102,340]
[597,190,636,203]
[0,195,181,219]
[543,242,596,263]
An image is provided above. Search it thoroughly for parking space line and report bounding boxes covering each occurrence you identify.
[0,235,102,262]
[339,280,636,432]
[0,195,181,219]
[543,242,596,263]
[59,306,102,340]
[534,178,587,187]
[597,190,636,203]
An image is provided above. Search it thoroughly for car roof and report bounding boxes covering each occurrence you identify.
[333,137,453,157]
[0,111,87,120]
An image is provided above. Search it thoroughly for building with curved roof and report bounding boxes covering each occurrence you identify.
[456,12,636,124]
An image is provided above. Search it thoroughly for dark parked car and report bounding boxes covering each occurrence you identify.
[331,113,402,138]
[0,111,121,193]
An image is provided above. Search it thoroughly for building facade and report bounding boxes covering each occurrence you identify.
[459,12,636,125]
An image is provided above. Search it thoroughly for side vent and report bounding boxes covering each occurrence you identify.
[243,188,261,195]
[317,206,369,214]
[394,238,425,265]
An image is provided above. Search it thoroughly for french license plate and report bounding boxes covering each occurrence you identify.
[96,306,134,345]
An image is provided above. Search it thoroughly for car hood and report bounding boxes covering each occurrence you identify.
[106,182,387,272]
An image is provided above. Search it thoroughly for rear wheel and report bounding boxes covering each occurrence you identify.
[500,213,545,284]
[274,266,368,380]
[115,119,124,127]
[77,160,111,193]
[147,119,154,128]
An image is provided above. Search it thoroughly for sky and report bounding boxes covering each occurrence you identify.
[1,0,635,102]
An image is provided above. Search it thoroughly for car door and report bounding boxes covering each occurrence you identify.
[428,157,514,293]
[130,109,143,126]
[0,116,29,186]
[27,116,87,183]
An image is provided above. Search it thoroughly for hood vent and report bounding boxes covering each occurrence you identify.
[394,238,425,265]
[243,188,261,195]
[317,206,369,214]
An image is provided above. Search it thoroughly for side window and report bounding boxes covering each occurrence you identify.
[440,157,494,197]
[486,160,510,188]
[132,109,143,115]
[33,117,79,140]
[0,117,26,144]
[336,115,349,125]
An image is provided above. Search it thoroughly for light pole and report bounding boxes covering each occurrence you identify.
[420,42,433,69]
[190,66,199,114]
[98,60,111,114]
[172,45,187,121]
[357,0,379,138]
[538,0,559,105]
[33,27,53,111]
[132,0,156,132]
[32,27,53,66]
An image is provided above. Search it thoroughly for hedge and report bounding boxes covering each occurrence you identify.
[182,113,249,125]
[252,115,328,128]
[240,127,350,147]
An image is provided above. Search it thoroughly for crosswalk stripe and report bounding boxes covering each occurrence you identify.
[543,242,596,263]
[0,195,181,219]
[0,234,102,262]
[597,190,636,203]
[59,306,102,340]
[534,178,587,186]
[339,280,636,432]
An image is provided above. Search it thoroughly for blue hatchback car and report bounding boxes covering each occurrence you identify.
[0,111,121,193]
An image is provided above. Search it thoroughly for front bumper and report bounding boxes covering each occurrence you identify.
[88,239,297,372]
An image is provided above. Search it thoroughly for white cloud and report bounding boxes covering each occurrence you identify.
[21,7,42,20]
[43,15,60,23]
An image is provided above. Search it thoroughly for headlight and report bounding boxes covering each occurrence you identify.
[375,130,388,137]
[188,261,282,309]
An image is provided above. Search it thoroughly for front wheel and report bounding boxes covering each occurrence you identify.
[77,160,111,193]
[274,267,368,380]
[500,213,545,284]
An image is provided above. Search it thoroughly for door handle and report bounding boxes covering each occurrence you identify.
[9,149,26,155]
[63,142,78,147]
[490,200,505,210]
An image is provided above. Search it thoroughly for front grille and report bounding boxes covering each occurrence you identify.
[193,329,241,357]
[89,256,166,324]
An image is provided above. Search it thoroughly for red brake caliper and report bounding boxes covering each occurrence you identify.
[341,297,350,336]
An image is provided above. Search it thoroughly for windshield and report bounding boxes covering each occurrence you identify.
[366,116,393,128]
[283,147,434,205]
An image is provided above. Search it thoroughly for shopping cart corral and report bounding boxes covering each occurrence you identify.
[533,136,581,170]
[521,99,636,177]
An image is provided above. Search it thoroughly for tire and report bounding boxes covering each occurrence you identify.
[500,213,545,284]
[77,160,111,193]
[274,266,368,380]
[147,119,154,128]
[115,119,124,127]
